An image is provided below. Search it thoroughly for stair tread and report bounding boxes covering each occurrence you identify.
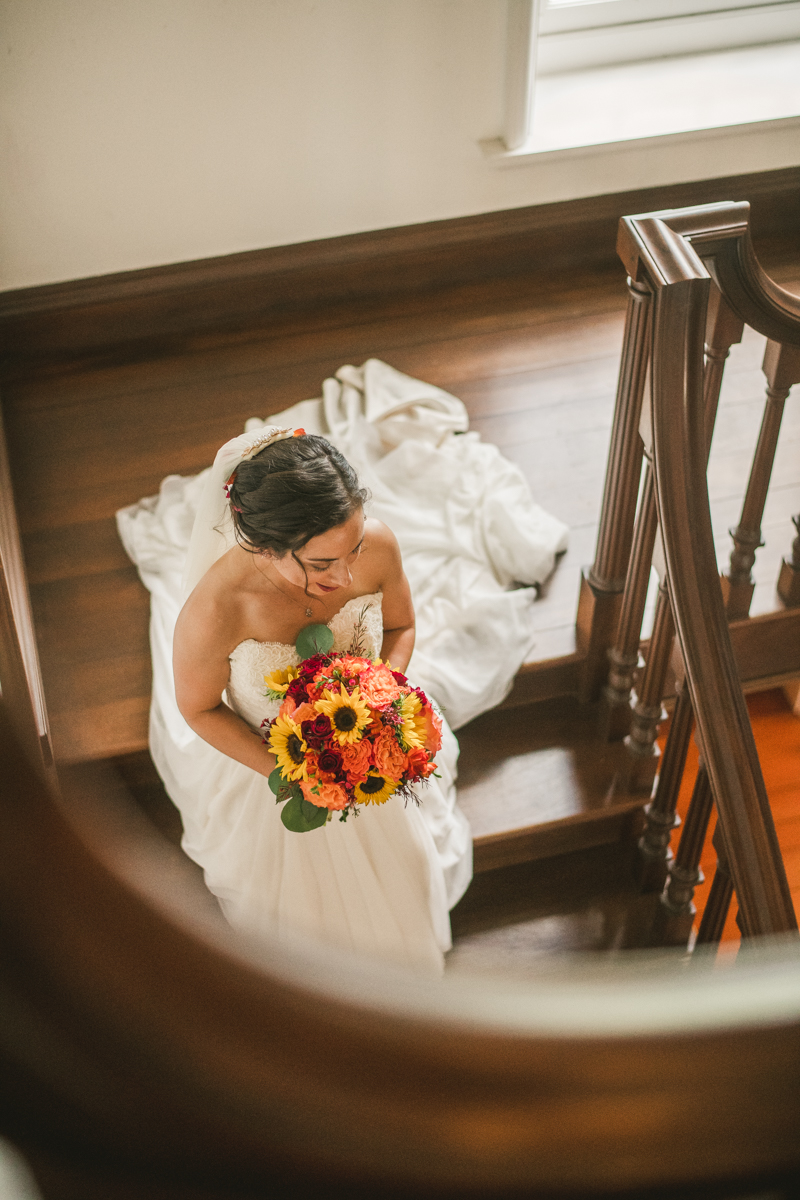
[447,843,663,974]
[457,696,642,842]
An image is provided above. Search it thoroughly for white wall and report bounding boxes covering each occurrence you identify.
[1,0,798,292]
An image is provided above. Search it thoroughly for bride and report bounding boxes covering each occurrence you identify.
[165,423,469,974]
[118,360,569,974]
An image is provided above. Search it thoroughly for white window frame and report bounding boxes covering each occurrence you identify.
[504,0,800,150]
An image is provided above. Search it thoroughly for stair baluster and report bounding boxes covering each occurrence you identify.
[599,286,741,747]
[694,824,736,946]
[777,512,800,608]
[598,467,657,741]
[617,287,743,790]
[577,277,651,702]
[721,341,800,619]
[657,761,714,946]
[619,580,674,792]
[636,679,694,891]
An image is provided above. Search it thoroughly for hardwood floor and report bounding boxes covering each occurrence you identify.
[668,687,800,946]
[4,242,798,763]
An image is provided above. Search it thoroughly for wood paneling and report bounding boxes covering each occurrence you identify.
[1,166,798,373]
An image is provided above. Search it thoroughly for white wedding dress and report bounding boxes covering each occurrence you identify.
[153,589,458,973]
[117,360,569,974]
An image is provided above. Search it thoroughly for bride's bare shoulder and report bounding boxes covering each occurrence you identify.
[360,518,404,587]
[175,549,248,654]
[363,517,400,557]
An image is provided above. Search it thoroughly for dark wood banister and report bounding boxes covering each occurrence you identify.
[618,203,798,939]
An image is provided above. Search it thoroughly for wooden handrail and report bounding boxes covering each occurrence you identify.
[2,703,800,1195]
[619,203,798,938]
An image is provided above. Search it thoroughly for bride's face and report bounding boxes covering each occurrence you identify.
[269,508,365,597]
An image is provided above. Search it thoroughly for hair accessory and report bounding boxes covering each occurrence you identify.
[223,427,306,498]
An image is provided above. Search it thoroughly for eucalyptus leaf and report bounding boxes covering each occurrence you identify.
[295,622,334,661]
[280,792,328,832]
[268,767,284,795]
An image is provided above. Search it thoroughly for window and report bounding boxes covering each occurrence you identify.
[502,0,800,154]
[539,0,800,73]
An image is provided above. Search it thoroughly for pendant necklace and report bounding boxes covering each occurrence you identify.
[261,557,314,618]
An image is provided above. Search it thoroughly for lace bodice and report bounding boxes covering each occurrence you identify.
[227,592,384,732]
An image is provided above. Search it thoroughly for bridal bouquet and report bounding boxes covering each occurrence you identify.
[262,624,441,833]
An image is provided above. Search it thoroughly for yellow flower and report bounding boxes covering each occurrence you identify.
[314,685,371,746]
[268,713,308,781]
[398,692,426,750]
[354,770,399,806]
[264,665,299,697]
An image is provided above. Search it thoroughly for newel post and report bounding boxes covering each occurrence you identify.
[577,278,651,702]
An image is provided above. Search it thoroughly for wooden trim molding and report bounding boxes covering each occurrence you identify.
[1,166,798,374]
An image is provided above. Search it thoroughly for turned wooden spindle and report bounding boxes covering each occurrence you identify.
[777,512,800,607]
[635,679,694,892]
[702,285,744,449]
[656,760,715,948]
[721,340,800,620]
[577,278,651,702]
[619,579,674,793]
[695,823,737,946]
[599,287,741,744]
[598,467,657,741]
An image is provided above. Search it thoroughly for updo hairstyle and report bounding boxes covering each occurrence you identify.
[227,434,368,561]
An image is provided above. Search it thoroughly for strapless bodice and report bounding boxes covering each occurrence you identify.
[227,592,384,732]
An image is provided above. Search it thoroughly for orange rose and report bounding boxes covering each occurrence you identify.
[373,728,408,780]
[422,703,443,753]
[291,701,315,725]
[407,747,436,778]
[340,738,372,784]
[359,664,401,708]
[301,775,348,811]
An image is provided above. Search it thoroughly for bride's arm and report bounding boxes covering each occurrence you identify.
[370,523,415,673]
[173,591,277,777]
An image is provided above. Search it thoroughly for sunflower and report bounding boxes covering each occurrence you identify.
[264,664,299,699]
[268,713,308,781]
[314,685,371,745]
[354,770,399,806]
[398,692,426,750]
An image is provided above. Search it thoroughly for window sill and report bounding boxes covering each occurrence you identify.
[484,39,800,165]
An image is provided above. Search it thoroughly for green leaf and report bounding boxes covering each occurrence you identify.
[280,792,328,832]
[295,622,334,661]
[268,767,285,795]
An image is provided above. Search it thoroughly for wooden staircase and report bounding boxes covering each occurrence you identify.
[1,197,798,926]
[2,187,800,1197]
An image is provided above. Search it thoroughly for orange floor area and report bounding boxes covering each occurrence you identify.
[664,688,800,944]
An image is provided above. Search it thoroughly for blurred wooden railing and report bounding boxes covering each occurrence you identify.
[580,201,800,945]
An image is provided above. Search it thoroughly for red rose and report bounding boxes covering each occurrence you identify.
[286,679,310,705]
[302,713,333,749]
[317,746,343,776]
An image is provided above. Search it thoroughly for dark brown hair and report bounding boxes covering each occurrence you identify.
[227,434,368,558]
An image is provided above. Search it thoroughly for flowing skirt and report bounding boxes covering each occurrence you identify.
[117,360,568,972]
